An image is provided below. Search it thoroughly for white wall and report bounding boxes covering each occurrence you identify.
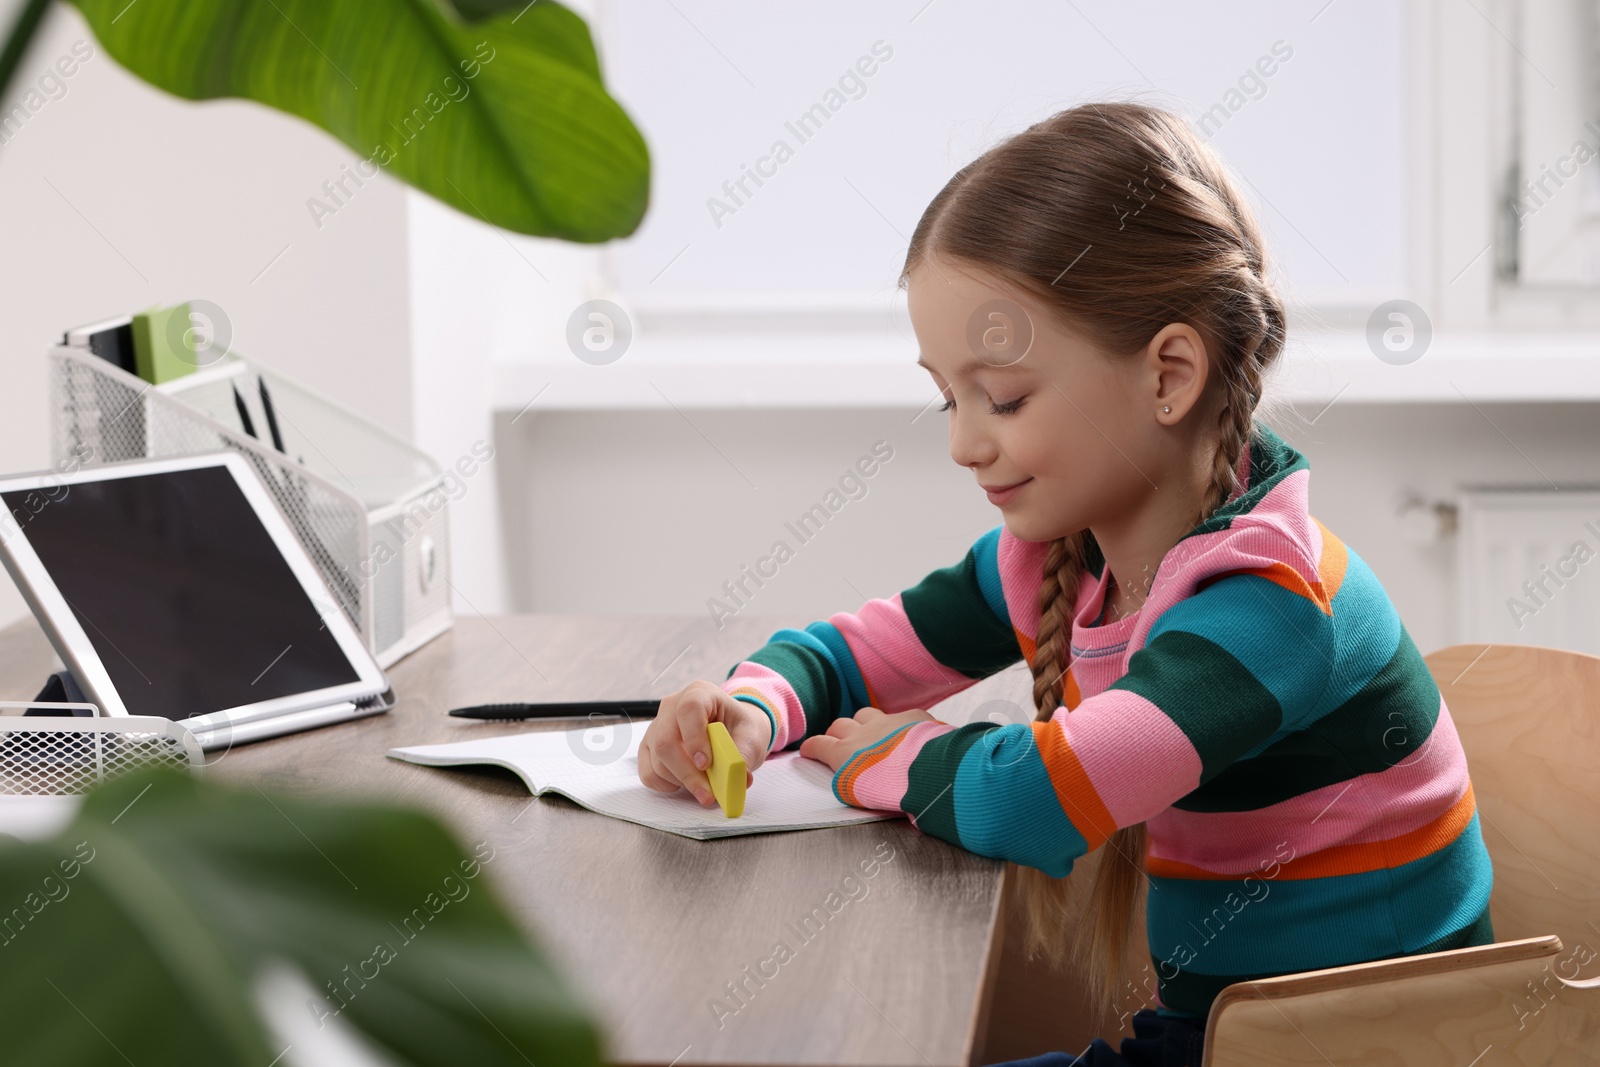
[406,190,596,615]
[603,0,1405,311]
[0,2,413,629]
[491,400,1600,660]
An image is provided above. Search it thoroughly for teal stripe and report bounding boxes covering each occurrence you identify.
[1111,630,1284,781]
[1154,904,1493,1020]
[805,621,873,713]
[729,693,778,751]
[972,526,1009,624]
[1145,813,1494,979]
[1303,546,1403,724]
[902,723,992,845]
[1146,572,1335,722]
[1176,623,1441,813]
[954,724,1085,877]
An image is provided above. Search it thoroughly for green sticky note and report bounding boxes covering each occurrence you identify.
[131,302,197,384]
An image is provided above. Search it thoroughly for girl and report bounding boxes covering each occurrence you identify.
[637,102,1494,1067]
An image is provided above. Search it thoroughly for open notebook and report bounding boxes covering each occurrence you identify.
[386,720,901,840]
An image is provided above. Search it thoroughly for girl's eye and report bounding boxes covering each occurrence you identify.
[988,397,1025,415]
[938,397,955,412]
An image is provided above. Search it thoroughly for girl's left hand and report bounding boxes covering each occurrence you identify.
[799,706,939,772]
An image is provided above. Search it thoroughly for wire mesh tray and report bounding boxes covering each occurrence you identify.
[49,344,453,667]
[0,703,203,796]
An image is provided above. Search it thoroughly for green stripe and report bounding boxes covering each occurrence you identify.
[899,544,1020,679]
[1109,630,1282,781]
[1174,626,1441,812]
[902,723,993,842]
[1153,903,1493,1019]
[738,640,841,742]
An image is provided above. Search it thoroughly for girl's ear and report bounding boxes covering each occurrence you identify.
[1147,323,1209,423]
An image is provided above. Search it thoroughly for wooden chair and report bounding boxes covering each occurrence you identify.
[1202,643,1600,1065]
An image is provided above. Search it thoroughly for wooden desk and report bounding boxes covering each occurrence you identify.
[0,614,1012,1067]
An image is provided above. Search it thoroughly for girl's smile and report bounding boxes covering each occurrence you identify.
[981,477,1031,506]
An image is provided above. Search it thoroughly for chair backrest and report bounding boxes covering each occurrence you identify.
[1425,643,1600,956]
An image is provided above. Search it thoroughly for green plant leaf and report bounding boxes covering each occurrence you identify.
[447,0,532,23]
[66,0,649,241]
[0,768,604,1066]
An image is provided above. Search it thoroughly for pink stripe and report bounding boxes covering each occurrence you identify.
[723,662,806,751]
[1305,502,1325,562]
[848,720,953,817]
[1127,510,1320,656]
[996,527,1049,646]
[1232,469,1318,565]
[1146,696,1470,873]
[830,593,979,710]
[1065,689,1204,825]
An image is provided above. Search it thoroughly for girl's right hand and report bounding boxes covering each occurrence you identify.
[637,680,773,808]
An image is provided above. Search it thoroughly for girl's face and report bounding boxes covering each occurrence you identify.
[907,254,1206,544]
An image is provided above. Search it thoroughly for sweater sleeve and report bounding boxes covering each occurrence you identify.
[721,526,1022,754]
[831,569,1336,877]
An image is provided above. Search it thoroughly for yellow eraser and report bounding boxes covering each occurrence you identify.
[705,721,746,818]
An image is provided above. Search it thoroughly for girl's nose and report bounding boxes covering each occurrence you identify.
[949,412,998,469]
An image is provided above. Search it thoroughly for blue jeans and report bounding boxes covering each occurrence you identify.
[984,1010,1205,1067]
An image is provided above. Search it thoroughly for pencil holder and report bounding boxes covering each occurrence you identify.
[47,344,453,668]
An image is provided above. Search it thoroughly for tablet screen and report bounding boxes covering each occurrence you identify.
[2,464,361,720]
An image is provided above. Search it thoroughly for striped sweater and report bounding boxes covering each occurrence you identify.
[720,421,1494,1020]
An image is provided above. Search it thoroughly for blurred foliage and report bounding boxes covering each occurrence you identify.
[1,0,649,241]
[0,767,603,1066]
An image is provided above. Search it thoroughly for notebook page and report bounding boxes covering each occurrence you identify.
[387,721,900,840]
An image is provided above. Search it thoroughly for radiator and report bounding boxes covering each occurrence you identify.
[1457,489,1600,657]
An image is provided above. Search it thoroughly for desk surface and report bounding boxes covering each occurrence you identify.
[0,615,1007,1067]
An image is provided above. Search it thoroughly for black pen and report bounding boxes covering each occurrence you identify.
[232,383,258,439]
[449,700,661,721]
[258,376,286,453]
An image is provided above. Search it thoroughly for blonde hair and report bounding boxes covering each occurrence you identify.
[899,102,1286,1017]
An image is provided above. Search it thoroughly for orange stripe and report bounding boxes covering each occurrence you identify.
[1201,560,1332,616]
[861,673,880,710]
[1030,720,1117,849]
[1015,625,1037,667]
[1313,516,1349,602]
[727,687,775,719]
[1145,783,1477,881]
[835,725,916,807]
[1062,668,1082,711]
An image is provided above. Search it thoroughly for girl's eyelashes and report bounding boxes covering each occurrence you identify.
[938,396,1027,415]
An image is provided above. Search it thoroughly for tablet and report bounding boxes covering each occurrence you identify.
[0,453,388,740]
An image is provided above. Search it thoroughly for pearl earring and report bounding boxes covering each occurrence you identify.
[1162,405,1171,414]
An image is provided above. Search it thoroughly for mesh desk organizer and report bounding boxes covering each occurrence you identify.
[1,702,203,797]
[47,341,454,670]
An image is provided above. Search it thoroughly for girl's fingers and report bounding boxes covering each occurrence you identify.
[655,720,715,806]
[678,692,714,771]
[637,741,676,794]
[825,717,857,739]
[724,709,770,775]
[799,733,842,768]
[855,706,885,723]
